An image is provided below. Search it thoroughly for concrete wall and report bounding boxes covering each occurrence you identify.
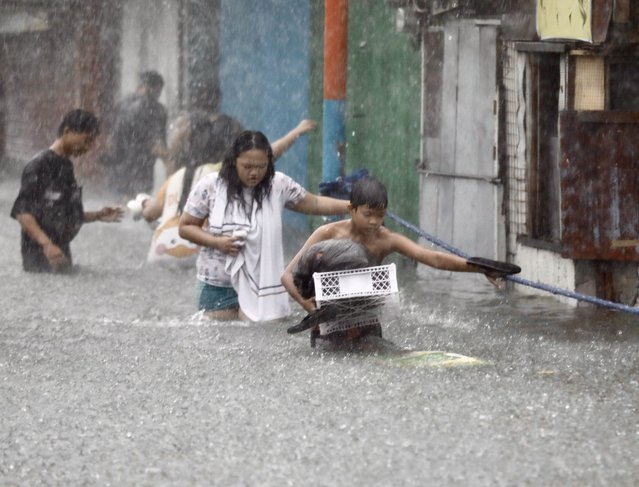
[117,1,314,206]
[306,2,421,241]
[345,2,421,237]
[218,0,311,234]
[118,0,182,191]
[514,243,576,306]
[0,2,111,170]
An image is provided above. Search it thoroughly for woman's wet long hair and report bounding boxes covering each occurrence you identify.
[219,130,275,216]
[177,112,215,214]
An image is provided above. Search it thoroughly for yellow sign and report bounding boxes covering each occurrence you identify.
[537,0,592,42]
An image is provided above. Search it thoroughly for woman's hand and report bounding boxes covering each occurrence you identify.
[215,236,244,256]
[271,119,317,160]
[294,119,317,136]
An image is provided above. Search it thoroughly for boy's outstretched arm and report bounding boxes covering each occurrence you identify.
[388,231,505,288]
[388,232,473,271]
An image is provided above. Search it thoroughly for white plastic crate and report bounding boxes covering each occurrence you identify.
[313,263,398,305]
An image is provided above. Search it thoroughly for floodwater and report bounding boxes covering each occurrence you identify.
[1,178,637,486]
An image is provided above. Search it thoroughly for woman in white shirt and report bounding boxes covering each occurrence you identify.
[179,130,349,321]
[134,114,317,267]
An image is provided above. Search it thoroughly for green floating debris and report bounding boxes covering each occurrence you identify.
[375,350,486,368]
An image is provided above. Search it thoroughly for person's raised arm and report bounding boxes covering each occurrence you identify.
[290,193,349,216]
[271,119,317,160]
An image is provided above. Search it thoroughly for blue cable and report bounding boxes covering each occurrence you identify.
[387,211,639,316]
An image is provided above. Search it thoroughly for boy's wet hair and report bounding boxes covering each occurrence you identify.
[57,109,99,137]
[350,176,388,209]
[139,70,164,89]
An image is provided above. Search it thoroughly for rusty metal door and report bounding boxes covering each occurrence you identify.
[420,20,504,259]
[560,111,639,261]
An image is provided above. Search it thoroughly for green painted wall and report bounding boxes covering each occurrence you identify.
[308,2,421,237]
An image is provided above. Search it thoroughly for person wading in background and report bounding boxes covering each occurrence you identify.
[108,70,168,197]
[11,109,123,273]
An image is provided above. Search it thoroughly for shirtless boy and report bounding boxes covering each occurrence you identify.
[282,176,506,317]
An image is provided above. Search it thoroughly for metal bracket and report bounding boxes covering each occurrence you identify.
[417,168,501,184]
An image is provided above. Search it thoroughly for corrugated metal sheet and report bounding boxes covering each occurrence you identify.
[560,110,639,261]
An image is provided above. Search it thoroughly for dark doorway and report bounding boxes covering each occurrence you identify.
[528,53,561,242]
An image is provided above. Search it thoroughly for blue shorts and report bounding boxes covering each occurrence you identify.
[196,281,239,311]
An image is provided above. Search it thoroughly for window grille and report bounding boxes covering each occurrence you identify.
[502,42,528,249]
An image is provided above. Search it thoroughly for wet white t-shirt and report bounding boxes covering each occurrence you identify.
[184,171,306,287]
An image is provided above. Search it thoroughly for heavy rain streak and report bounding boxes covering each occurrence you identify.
[1,1,638,486]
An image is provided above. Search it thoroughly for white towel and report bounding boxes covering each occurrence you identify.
[209,181,290,321]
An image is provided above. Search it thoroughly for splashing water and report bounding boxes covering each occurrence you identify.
[0,179,637,486]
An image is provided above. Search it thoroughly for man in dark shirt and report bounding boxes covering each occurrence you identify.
[11,109,124,273]
[110,70,168,196]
